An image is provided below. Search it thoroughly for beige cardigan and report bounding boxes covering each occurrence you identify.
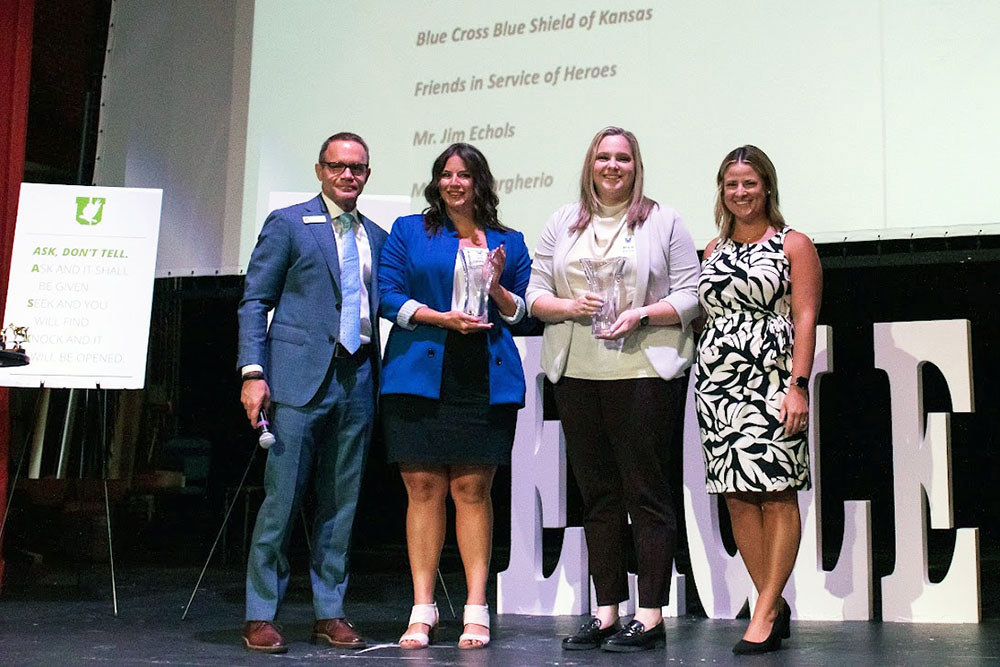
[526,202,701,383]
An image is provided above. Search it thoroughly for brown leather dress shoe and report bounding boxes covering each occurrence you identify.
[312,618,366,649]
[243,620,287,654]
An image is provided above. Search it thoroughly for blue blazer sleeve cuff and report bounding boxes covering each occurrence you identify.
[498,293,526,325]
[397,299,427,330]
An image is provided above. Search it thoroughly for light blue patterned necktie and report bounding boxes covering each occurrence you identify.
[337,212,361,354]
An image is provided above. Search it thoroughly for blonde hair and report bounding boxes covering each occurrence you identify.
[714,145,785,239]
[572,126,657,232]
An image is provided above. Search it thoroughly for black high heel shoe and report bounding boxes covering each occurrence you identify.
[732,607,784,655]
[776,599,791,639]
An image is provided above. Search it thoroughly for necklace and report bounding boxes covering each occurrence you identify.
[731,224,772,244]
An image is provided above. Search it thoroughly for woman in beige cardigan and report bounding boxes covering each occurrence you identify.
[526,126,700,652]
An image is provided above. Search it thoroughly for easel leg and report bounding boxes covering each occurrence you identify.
[97,386,118,616]
[181,444,259,620]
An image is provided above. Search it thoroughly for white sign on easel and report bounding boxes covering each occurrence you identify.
[0,183,162,389]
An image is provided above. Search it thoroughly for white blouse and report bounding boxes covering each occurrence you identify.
[563,203,658,380]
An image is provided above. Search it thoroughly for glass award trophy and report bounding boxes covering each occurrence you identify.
[460,246,499,323]
[580,256,626,336]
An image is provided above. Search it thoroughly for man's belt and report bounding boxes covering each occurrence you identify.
[333,342,371,360]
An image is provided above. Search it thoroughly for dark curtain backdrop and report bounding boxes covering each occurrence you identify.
[0,0,36,587]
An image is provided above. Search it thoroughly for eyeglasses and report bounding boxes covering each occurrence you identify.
[320,161,369,176]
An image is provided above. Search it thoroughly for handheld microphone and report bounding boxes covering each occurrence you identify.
[257,408,276,449]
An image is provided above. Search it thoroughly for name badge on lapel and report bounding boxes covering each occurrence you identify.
[302,215,326,224]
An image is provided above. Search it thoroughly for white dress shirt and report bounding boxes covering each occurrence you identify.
[321,192,373,346]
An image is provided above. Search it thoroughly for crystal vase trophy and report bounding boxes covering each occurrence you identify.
[460,247,499,323]
[580,257,626,336]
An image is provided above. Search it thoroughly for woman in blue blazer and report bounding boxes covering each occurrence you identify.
[379,143,532,650]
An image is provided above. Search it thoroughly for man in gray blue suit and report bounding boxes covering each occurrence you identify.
[237,132,388,654]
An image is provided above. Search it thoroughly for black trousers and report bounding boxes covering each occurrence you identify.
[553,375,684,608]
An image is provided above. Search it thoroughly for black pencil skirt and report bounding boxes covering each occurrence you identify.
[382,331,517,466]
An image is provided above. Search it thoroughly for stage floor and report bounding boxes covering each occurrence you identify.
[1,566,997,666]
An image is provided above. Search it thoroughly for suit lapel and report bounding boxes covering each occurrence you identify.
[307,194,342,296]
[484,227,500,250]
[360,214,381,314]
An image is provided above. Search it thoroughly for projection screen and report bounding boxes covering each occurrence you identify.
[95,0,1000,276]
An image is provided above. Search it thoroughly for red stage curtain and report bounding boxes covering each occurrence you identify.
[0,0,36,587]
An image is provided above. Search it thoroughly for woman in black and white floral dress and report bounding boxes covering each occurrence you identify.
[695,145,822,655]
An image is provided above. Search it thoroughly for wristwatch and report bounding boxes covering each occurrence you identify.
[793,375,809,390]
[638,307,650,327]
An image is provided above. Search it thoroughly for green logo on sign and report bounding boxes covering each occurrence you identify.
[75,197,106,225]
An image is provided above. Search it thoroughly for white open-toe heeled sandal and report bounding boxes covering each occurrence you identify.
[398,602,438,649]
[458,604,490,649]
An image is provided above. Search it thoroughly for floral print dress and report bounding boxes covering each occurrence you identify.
[694,228,810,493]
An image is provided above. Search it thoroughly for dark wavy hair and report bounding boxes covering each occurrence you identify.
[423,143,508,233]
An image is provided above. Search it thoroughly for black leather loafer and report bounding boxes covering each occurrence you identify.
[601,619,665,652]
[561,617,621,650]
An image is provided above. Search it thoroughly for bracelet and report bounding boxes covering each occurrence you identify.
[242,371,266,383]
